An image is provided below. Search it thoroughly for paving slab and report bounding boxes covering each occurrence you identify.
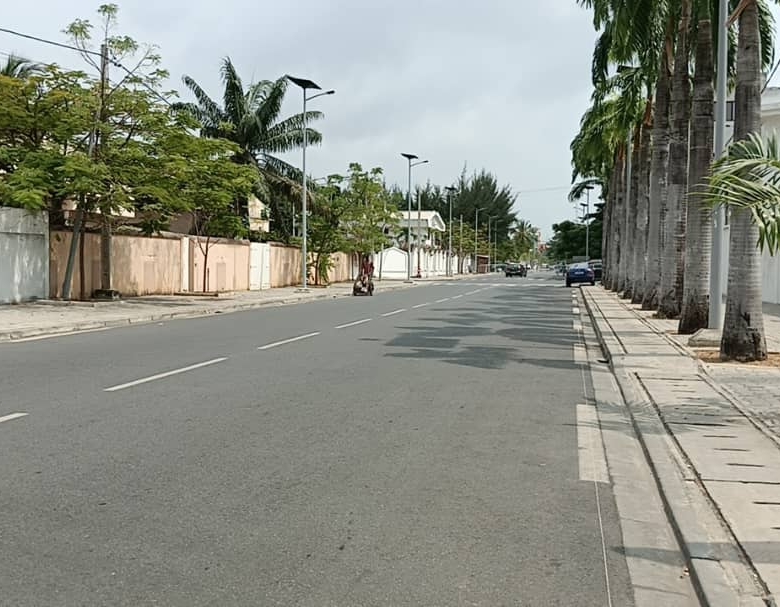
[583,286,780,605]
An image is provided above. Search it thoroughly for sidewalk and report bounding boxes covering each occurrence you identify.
[583,287,780,606]
[0,275,468,342]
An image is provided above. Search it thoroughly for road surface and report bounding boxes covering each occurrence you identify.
[0,273,659,606]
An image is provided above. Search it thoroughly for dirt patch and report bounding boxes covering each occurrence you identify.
[696,350,780,368]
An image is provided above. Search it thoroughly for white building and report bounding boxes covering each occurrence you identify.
[761,88,780,304]
[374,210,455,279]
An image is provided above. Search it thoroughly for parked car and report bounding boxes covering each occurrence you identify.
[566,262,595,287]
[588,259,603,281]
[505,263,526,277]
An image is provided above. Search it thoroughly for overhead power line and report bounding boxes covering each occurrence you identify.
[0,26,101,57]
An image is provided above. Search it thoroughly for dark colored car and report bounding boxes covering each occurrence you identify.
[588,259,603,281]
[505,263,526,277]
[566,262,595,287]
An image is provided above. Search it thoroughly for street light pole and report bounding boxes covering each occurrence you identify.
[709,0,729,330]
[445,186,456,276]
[401,153,428,282]
[286,76,334,292]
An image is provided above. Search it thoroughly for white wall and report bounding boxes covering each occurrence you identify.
[763,248,780,305]
[0,208,49,304]
[376,247,409,280]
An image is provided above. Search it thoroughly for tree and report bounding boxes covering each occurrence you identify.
[340,164,399,275]
[716,0,768,361]
[658,0,693,319]
[174,57,322,228]
[63,2,173,295]
[679,0,715,333]
[1,53,43,78]
[308,178,349,285]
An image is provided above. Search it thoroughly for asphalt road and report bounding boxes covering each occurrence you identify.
[0,273,635,606]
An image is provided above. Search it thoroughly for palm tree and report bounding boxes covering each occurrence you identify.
[716,0,767,361]
[174,57,323,224]
[678,0,715,333]
[1,53,42,78]
[657,0,693,319]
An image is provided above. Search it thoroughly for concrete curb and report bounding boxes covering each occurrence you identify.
[0,278,445,342]
[581,288,771,607]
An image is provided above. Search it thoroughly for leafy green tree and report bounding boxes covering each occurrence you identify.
[340,164,399,272]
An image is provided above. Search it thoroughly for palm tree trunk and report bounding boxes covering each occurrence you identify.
[621,129,641,299]
[721,0,767,360]
[601,176,613,286]
[631,116,652,303]
[609,150,626,291]
[643,46,672,310]
[658,0,692,319]
[679,0,714,334]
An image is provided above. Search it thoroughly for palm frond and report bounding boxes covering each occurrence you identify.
[703,132,780,253]
[220,57,248,126]
[180,75,225,127]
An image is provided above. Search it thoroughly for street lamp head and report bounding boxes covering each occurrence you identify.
[401,153,419,161]
[286,75,321,90]
[444,186,457,193]
[324,89,335,95]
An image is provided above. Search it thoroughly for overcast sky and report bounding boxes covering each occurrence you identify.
[3,2,780,240]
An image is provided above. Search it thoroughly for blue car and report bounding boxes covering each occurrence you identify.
[565,263,595,287]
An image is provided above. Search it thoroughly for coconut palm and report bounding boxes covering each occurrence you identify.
[174,57,323,223]
[0,53,43,78]
[712,0,768,361]
[678,0,715,333]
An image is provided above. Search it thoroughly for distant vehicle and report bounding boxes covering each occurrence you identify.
[505,263,526,277]
[588,259,603,281]
[566,262,595,287]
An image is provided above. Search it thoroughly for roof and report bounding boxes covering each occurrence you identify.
[397,210,446,232]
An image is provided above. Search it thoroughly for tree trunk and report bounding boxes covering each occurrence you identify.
[601,175,613,286]
[99,216,112,293]
[721,0,767,361]
[631,118,652,304]
[658,0,691,319]
[617,138,633,294]
[608,151,625,291]
[679,0,714,334]
[622,129,641,300]
[643,46,672,310]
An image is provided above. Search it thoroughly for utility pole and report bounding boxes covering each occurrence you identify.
[96,43,114,297]
[709,0,729,330]
[62,43,109,300]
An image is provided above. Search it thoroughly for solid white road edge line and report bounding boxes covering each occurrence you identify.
[104,357,228,392]
[0,412,29,424]
[258,332,321,350]
[335,318,372,329]
[576,404,611,483]
[381,308,406,317]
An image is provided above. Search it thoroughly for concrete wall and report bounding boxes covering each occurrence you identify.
[189,236,250,293]
[268,245,354,287]
[270,244,303,288]
[0,208,49,303]
[50,231,183,298]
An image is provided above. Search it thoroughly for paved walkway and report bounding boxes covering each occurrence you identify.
[583,287,780,606]
[0,276,469,341]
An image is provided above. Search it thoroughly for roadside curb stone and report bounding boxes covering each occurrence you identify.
[581,286,775,607]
